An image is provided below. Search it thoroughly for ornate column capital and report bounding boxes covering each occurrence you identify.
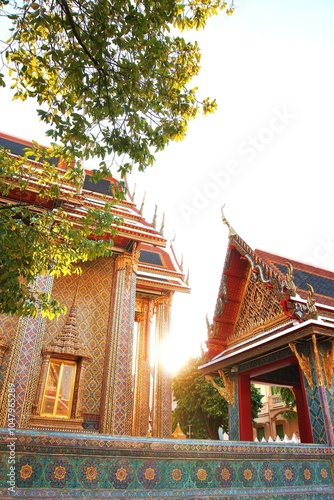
[116,246,141,273]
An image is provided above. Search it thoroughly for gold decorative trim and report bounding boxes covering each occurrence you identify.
[116,245,141,288]
[311,334,323,386]
[322,340,334,389]
[284,263,297,297]
[289,342,313,388]
[307,285,318,320]
[221,205,236,237]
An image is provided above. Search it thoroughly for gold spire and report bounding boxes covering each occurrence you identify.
[160,213,165,236]
[221,205,236,236]
[172,422,186,439]
[152,204,157,229]
[140,192,146,215]
[44,278,90,359]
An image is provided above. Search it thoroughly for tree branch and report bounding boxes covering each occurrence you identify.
[57,0,101,70]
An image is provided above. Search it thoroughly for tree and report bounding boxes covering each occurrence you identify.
[0,0,235,176]
[0,0,235,317]
[0,147,123,318]
[275,386,297,421]
[172,351,263,440]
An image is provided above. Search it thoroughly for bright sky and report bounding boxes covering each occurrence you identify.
[1,0,334,372]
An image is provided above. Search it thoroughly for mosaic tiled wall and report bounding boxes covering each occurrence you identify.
[45,257,115,419]
[0,314,21,386]
[0,430,333,498]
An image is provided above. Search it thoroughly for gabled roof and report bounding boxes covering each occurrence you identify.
[0,132,190,295]
[256,250,334,307]
[205,211,334,362]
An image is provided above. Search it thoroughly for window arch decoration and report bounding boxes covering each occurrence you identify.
[30,303,91,430]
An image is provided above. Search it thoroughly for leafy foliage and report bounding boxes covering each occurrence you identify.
[172,351,263,440]
[0,0,234,317]
[0,146,122,318]
[1,0,234,176]
[276,387,297,421]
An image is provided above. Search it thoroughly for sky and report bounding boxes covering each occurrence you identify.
[1,0,334,372]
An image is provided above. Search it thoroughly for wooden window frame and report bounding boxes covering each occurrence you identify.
[40,358,77,419]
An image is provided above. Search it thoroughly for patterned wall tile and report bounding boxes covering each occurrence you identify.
[45,257,115,416]
[1,430,333,498]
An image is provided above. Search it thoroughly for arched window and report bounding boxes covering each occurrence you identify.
[30,304,91,430]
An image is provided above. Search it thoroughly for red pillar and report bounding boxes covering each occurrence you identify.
[238,374,253,441]
[293,381,313,444]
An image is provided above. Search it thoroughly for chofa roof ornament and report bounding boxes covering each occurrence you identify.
[221,205,236,237]
[284,262,297,297]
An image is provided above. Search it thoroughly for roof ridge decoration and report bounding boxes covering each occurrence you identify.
[221,206,284,294]
[220,207,319,324]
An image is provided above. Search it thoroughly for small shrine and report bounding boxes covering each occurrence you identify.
[200,210,334,446]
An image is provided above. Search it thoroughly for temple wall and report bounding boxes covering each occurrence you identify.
[0,315,20,386]
[0,429,333,498]
[0,258,116,432]
[45,257,116,430]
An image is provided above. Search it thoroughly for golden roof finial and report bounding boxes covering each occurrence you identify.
[152,205,158,229]
[160,213,165,236]
[307,284,318,319]
[180,253,184,272]
[140,192,146,215]
[285,262,297,297]
[132,183,136,202]
[221,205,236,236]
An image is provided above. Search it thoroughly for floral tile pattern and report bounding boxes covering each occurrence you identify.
[0,429,333,498]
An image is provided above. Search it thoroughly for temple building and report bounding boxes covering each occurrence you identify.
[0,135,333,497]
[0,132,190,438]
[201,210,334,446]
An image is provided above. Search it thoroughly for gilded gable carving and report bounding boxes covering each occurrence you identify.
[230,275,283,342]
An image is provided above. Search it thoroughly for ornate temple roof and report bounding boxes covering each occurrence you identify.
[201,210,334,372]
[255,250,334,307]
[0,132,189,295]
